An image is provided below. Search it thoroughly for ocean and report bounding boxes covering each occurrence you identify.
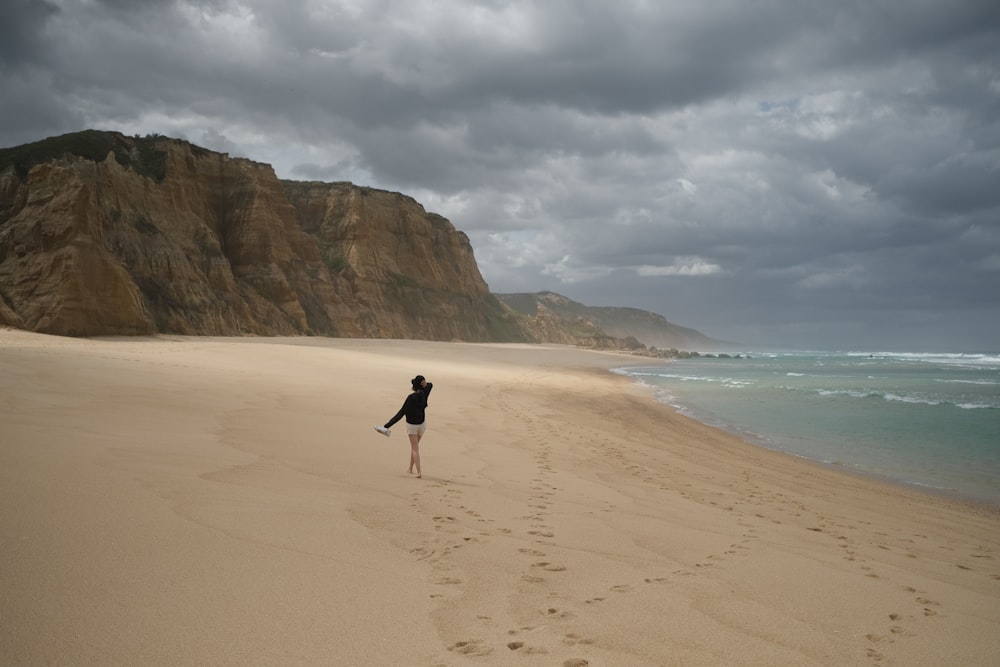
[616,351,1000,506]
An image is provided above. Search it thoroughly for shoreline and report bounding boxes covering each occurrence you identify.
[656,391,1000,512]
[613,358,1000,511]
[3,330,998,665]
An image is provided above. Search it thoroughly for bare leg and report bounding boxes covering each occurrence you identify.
[408,433,422,477]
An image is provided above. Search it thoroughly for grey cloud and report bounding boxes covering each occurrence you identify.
[1,0,997,350]
[0,0,58,67]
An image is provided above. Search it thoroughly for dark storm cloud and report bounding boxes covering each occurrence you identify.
[1,0,998,350]
[0,0,58,67]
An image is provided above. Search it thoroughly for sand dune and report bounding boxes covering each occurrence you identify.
[2,330,998,666]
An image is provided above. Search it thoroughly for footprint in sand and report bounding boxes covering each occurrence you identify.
[448,640,492,656]
[507,642,547,654]
[915,595,941,616]
[508,624,537,634]
[528,530,555,538]
[531,562,567,572]
[866,647,885,662]
[563,633,594,646]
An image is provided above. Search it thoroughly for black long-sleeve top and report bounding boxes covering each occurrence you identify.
[384,383,433,428]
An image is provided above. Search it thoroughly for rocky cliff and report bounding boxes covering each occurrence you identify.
[0,131,526,340]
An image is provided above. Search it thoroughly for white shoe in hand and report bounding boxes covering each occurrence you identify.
[374,426,391,437]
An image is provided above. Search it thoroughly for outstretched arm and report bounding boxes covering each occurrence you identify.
[384,398,409,429]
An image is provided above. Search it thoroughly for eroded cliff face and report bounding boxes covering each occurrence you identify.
[282,181,501,339]
[0,131,522,340]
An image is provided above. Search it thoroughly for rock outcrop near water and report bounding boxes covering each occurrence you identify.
[0,131,523,340]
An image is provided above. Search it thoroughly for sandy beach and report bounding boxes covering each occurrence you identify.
[1,329,998,666]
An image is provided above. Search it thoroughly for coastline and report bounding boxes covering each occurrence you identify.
[615,355,1000,509]
[2,330,998,665]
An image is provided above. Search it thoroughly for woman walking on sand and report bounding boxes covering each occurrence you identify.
[375,375,433,477]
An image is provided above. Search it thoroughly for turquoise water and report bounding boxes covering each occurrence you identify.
[616,351,1000,506]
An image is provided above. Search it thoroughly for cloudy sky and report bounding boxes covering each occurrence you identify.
[3,0,999,351]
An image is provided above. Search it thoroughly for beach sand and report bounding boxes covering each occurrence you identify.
[2,330,998,666]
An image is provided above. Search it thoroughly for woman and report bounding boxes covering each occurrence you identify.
[375,375,433,477]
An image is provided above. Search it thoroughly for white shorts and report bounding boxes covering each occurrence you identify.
[406,421,427,436]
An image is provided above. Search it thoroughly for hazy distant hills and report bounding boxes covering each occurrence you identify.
[496,291,730,351]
